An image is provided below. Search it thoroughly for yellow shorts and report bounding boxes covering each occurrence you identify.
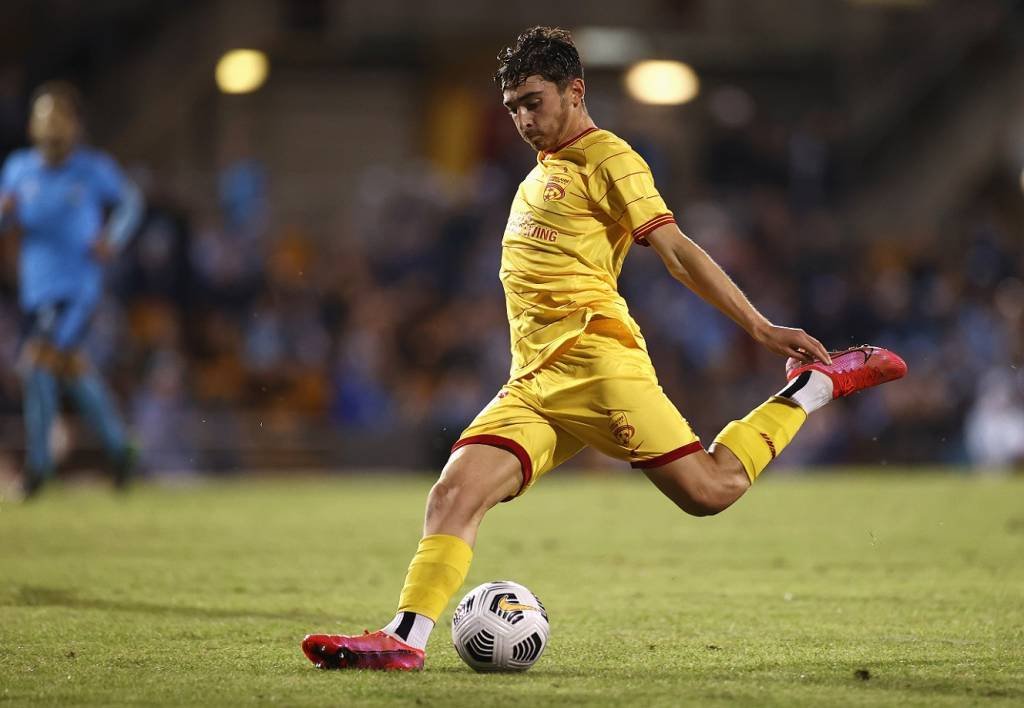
[452,319,702,499]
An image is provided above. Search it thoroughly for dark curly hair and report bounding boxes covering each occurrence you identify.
[494,26,584,92]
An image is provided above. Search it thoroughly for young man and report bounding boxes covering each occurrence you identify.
[0,82,143,499]
[302,27,906,670]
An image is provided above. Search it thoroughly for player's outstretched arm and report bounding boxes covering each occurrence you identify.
[646,223,831,365]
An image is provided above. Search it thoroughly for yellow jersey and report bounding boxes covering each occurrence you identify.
[501,126,675,379]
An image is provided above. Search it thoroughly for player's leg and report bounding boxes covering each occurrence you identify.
[421,443,523,544]
[641,403,801,516]
[631,352,807,515]
[641,444,751,516]
[63,353,135,486]
[375,444,522,654]
[18,337,61,499]
[301,446,519,671]
[302,385,583,670]
[55,297,135,488]
[643,346,908,515]
[378,408,581,650]
[549,323,906,516]
[16,305,68,499]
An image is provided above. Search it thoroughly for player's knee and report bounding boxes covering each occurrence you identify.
[426,445,523,526]
[425,473,488,525]
[691,471,749,517]
[20,340,62,374]
[426,477,456,517]
[655,482,716,517]
[682,490,726,517]
[670,472,746,518]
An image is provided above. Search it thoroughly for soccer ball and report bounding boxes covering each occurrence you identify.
[451,580,549,672]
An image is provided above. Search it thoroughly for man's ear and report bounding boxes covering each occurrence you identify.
[570,77,586,107]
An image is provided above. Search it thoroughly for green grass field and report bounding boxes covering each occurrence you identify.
[1,471,1023,706]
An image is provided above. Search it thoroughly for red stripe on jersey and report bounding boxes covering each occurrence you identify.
[631,214,676,246]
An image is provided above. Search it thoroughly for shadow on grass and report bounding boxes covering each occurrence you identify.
[4,584,334,624]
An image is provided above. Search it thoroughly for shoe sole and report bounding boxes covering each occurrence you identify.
[305,642,422,671]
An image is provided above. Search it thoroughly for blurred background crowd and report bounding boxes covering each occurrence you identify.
[0,0,1021,477]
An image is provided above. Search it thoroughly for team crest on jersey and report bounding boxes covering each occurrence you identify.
[609,411,636,446]
[543,173,571,202]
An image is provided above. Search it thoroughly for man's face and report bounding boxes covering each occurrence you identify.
[502,75,576,153]
[29,94,79,165]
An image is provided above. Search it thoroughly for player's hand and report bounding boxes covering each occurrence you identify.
[754,324,832,365]
[91,238,115,263]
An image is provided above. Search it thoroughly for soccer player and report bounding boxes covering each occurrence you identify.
[302,27,906,670]
[0,82,143,499]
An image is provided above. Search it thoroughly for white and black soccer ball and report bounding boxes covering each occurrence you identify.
[451,580,549,672]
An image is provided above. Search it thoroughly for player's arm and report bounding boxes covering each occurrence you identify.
[92,155,144,262]
[100,178,144,251]
[646,223,831,364]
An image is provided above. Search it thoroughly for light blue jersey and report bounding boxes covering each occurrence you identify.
[0,146,142,311]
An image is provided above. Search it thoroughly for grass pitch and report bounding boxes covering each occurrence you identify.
[1,471,1022,707]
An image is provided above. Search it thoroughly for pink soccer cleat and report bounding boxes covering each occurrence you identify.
[786,345,907,399]
[301,630,424,671]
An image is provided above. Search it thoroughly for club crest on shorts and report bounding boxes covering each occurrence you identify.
[609,411,636,446]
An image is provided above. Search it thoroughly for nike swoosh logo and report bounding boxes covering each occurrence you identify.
[497,597,539,613]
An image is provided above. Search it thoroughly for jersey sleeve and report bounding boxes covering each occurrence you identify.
[588,147,674,246]
[89,152,128,204]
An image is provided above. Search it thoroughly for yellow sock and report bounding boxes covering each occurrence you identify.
[713,397,807,483]
[397,534,474,621]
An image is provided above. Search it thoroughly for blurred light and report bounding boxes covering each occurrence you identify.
[216,49,269,94]
[625,61,699,106]
[573,27,650,68]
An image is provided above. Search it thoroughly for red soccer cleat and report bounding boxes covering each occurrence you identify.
[786,345,907,399]
[301,630,424,671]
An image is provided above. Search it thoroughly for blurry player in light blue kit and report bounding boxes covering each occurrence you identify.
[0,82,143,499]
